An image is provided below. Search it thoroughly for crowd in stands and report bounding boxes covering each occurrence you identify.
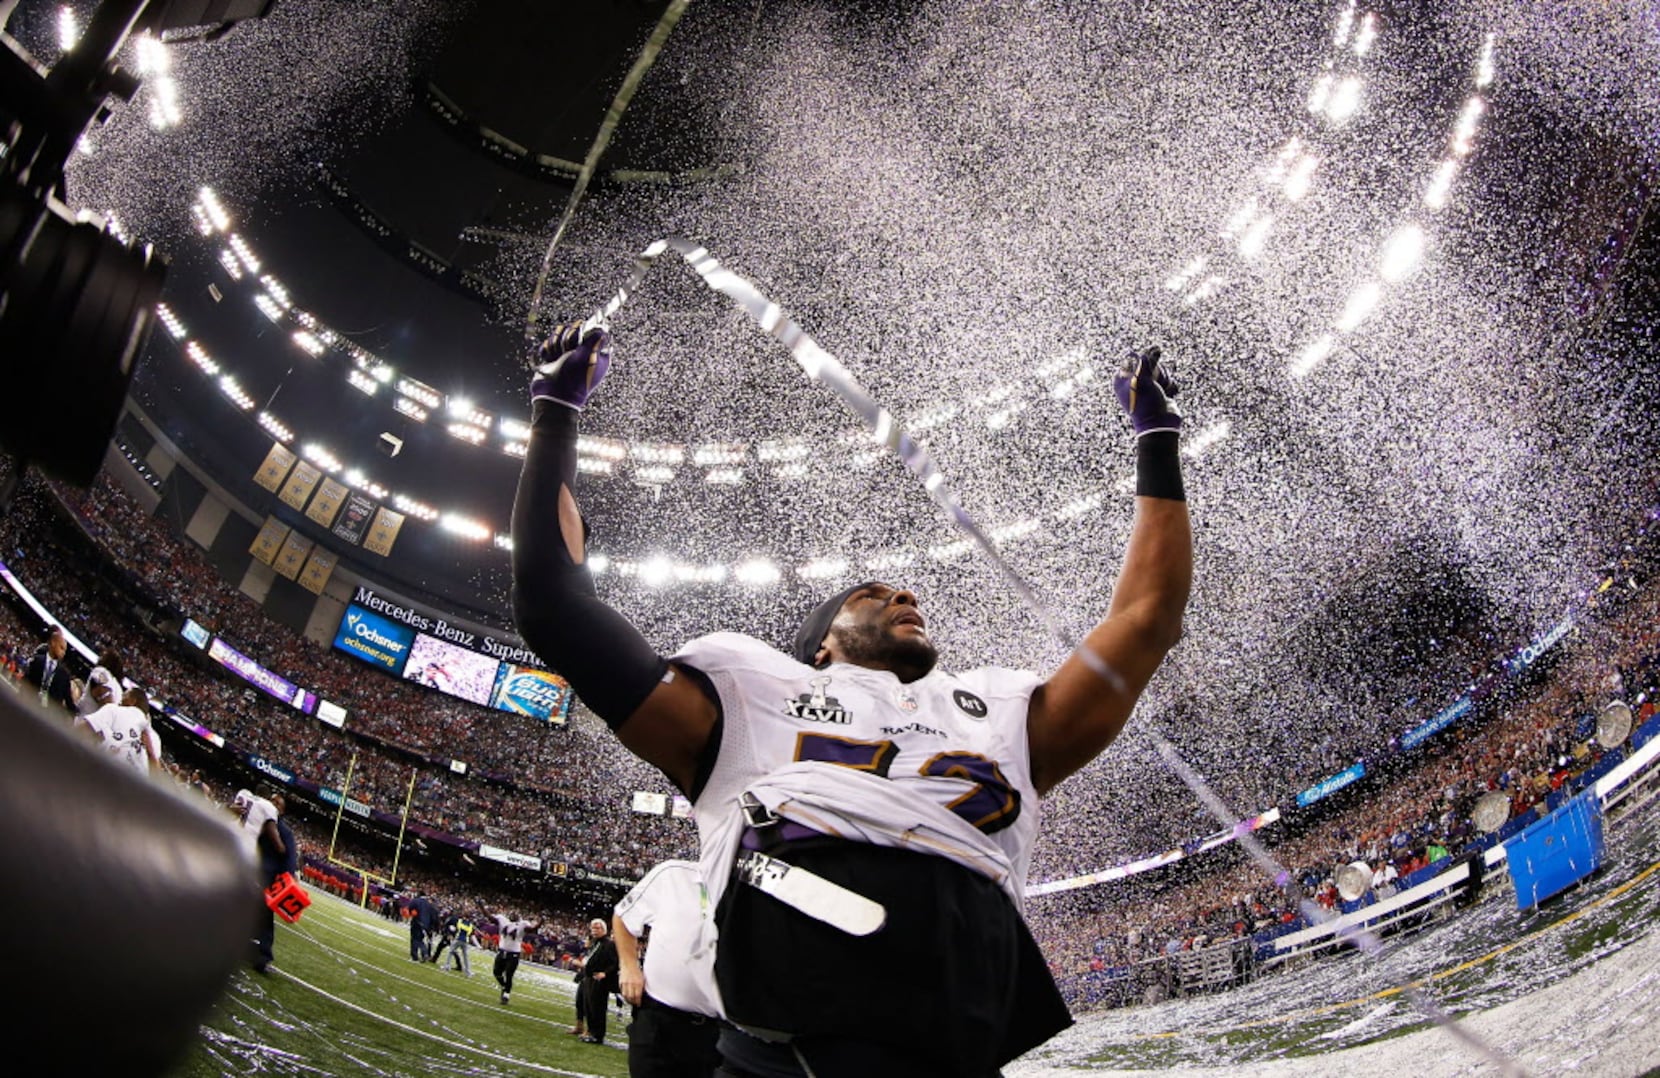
[1032,581,1660,983]
[2,475,695,878]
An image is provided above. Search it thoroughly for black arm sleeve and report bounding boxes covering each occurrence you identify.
[510,402,670,729]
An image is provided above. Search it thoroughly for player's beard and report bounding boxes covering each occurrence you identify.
[833,620,939,682]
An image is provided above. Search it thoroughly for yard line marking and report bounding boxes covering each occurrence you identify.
[272,967,606,1077]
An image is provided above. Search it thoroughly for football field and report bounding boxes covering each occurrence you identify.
[171,894,630,1078]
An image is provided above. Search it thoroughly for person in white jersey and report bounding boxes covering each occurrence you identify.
[76,679,160,774]
[491,911,537,1005]
[613,859,720,1077]
[510,326,1191,1077]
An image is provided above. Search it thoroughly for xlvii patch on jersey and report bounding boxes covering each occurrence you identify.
[785,676,852,724]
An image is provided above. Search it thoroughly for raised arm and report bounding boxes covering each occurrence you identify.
[1027,348,1192,795]
[510,325,718,795]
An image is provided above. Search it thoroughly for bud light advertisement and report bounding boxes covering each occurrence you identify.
[491,664,571,725]
[333,604,416,673]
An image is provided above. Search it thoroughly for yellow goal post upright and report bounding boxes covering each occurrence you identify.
[324,750,419,908]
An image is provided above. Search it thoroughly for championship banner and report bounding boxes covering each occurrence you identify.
[253,441,297,493]
[273,531,314,581]
[298,546,338,595]
[333,492,376,545]
[306,477,349,528]
[278,459,324,511]
[362,507,405,557]
[249,515,291,566]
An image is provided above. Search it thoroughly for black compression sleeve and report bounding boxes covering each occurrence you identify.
[510,402,669,728]
[1135,430,1186,502]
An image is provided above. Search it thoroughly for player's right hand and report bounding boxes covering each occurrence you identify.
[531,323,612,411]
[1112,346,1182,437]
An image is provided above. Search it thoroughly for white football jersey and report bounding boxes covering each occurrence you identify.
[675,632,1044,898]
[614,859,719,1016]
[82,703,155,774]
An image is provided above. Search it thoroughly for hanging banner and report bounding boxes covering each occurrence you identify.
[362,507,405,557]
[253,442,297,493]
[298,546,338,595]
[333,492,376,545]
[249,515,291,565]
[273,531,314,580]
[278,459,324,511]
[306,477,349,528]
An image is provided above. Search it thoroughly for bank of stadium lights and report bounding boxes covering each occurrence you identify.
[703,468,744,485]
[1291,334,1337,379]
[576,458,614,475]
[630,443,685,465]
[302,443,342,474]
[393,396,429,422]
[692,443,746,466]
[257,412,294,443]
[346,369,379,396]
[185,340,218,374]
[1336,280,1383,332]
[397,379,441,409]
[586,553,610,575]
[253,293,283,323]
[1056,493,1104,521]
[439,513,491,542]
[291,330,326,358]
[1378,224,1427,282]
[218,375,255,411]
[226,234,261,275]
[734,558,781,586]
[1182,420,1232,459]
[1332,0,1355,46]
[216,249,243,280]
[633,464,676,485]
[908,403,960,432]
[1352,13,1378,57]
[1475,34,1496,88]
[503,441,529,459]
[756,440,810,463]
[492,534,514,552]
[1424,160,1459,211]
[153,303,187,339]
[773,462,810,480]
[499,417,532,442]
[57,5,79,50]
[342,469,388,500]
[864,551,916,572]
[446,423,487,446]
[799,558,849,581]
[259,276,291,309]
[195,188,230,234]
[393,494,438,522]
[577,436,627,461]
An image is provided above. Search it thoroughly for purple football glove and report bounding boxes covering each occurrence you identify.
[1113,346,1182,437]
[531,323,612,411]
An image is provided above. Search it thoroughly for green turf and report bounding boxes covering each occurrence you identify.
[169,892,631,1077]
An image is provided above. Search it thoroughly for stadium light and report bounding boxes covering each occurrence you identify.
[1291,334,1337,378]
[1336,282,1382,331]
[1379,224,1427,282]
[734,558,780,585]
[639,556,673,587]
[1325,76,1363,124]
[1424,160,1458,210]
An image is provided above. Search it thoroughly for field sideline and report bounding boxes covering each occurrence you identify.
[171,892,630,1077]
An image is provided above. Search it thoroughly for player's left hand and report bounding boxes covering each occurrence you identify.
[531,324,612,410]
[1113,346,1182,437]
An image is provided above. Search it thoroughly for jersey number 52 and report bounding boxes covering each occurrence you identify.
[793,733,1021,834]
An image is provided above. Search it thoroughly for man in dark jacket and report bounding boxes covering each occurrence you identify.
[24,626,73,710]
[409,891,438,961]
[576,917,619,1044]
